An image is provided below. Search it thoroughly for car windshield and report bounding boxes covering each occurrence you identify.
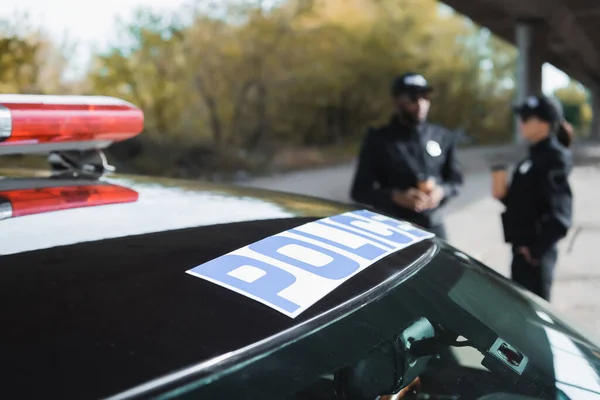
[184,245,600,400]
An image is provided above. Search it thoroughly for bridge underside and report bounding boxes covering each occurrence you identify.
[443,0,600,139]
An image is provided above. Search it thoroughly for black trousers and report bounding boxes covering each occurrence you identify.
[510,246,558,301]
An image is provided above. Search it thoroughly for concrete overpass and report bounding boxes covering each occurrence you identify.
[442,0,600,139]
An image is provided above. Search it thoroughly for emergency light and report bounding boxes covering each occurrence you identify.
[0,183,139,220]
[0,94,144,155]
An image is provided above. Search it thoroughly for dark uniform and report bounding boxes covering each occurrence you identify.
[349,117,463,239]
[501,96,573,301]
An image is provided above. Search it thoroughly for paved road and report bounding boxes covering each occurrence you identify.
[239,158,600,336]
[239,161,491,215]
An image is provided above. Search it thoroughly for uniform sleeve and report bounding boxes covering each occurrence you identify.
[349,130,396,210]
[529,160,573,260]
[440,133,464,199]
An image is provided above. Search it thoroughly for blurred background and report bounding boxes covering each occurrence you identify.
[0,0,594,179]
[2,0,600,334]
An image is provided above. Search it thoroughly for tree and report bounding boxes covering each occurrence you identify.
[85,0,524,177]
[0,12,72,94]
[554,79,592,134]
[88,9,189,140]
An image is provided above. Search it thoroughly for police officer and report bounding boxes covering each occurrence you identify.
[494,94,573,301]
[349,72,464,239]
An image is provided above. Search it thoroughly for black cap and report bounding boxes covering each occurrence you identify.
[391,72,433,96]
[513,95,563,124]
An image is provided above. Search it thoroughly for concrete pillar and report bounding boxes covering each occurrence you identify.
[515,21,546,142]
[591,90,600,140]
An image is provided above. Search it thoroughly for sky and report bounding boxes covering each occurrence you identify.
[0,0,571,92]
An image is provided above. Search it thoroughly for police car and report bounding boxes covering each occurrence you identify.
[2,95,600,400]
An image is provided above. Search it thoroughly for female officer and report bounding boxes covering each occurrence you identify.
[493,95,573,301]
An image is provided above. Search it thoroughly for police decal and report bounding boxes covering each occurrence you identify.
[186,210,434,318]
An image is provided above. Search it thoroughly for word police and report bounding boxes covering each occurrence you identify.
[187,210,434,318]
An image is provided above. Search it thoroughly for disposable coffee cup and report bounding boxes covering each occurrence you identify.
[491,164,508,199]
[418,177,436,194]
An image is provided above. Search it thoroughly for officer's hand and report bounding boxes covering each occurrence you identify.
[426,186,445,209]
[392,188,430,212]
[518,247,540,266]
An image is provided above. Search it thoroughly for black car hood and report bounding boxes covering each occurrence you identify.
[3,171,600,400]
[1,214,437,399]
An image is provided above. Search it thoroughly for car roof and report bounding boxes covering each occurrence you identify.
[0,168,439,399]
[0,168,355,255]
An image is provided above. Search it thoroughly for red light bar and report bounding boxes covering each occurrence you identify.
[0,94,144,155]
[0,183,139,220]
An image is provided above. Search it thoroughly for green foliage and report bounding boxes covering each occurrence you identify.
[554,79,592,135]
[2,0,521,176]
[0,12,75,94]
